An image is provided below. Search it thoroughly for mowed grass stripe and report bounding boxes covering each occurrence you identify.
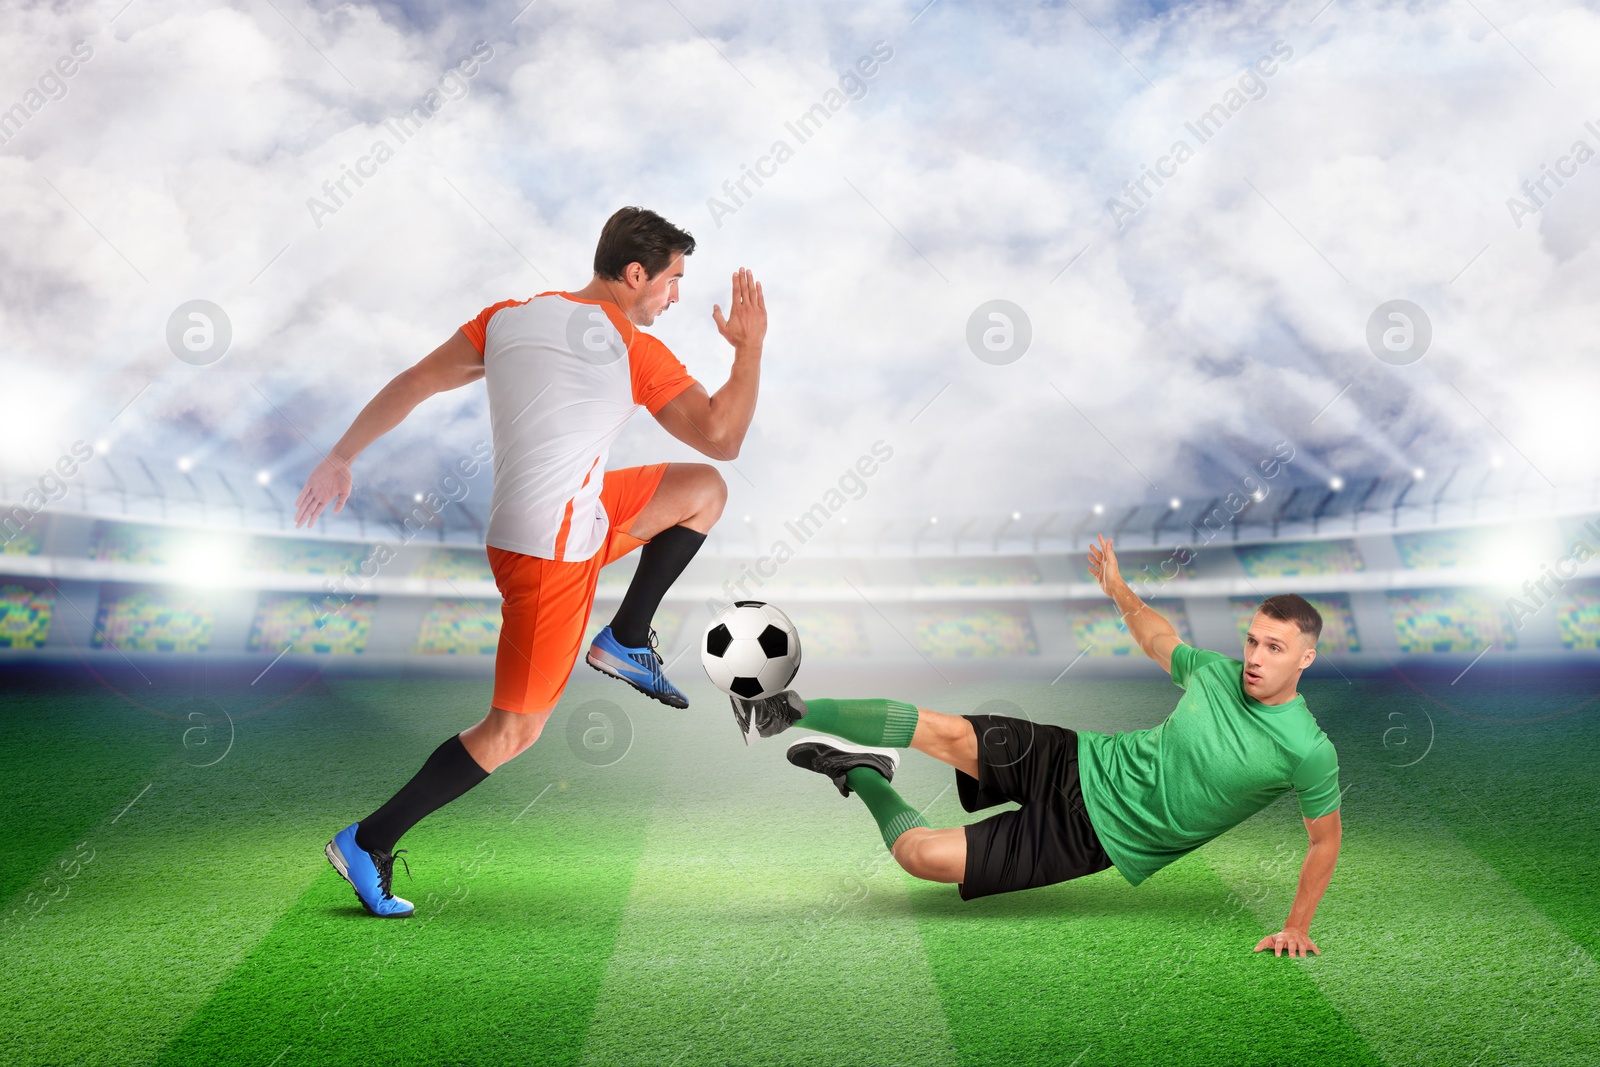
[0,682,189,904]
[580,716,960,1067]
[0,767,333,1067]
[907,828,1382,1067]
[1202,777,1600,1067]
[1341,678,1600,961]
[150,795,654,1067]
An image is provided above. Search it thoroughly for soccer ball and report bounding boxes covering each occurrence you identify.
[701,601,802,700]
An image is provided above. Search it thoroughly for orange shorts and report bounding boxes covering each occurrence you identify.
[486,463,667,715]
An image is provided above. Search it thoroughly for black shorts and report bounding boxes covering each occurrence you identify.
[958,714,1114,900]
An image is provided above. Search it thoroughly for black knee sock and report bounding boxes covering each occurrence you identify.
[609,524,707,648]
[355,734,489,856]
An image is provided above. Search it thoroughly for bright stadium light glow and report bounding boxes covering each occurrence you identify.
[1250,488,1266,502]
[1168,497,1181,510]
[1490,453,1505,469]
[1092,503,1104,515]
[743,515,751,523]
[1482,525,1545,588]
[255,470,271,486]
[929,516,938,525]
[1011,511,1022,521]
[1329,476,1344,491]
[413,492,424,502]
[1412,467,1426,480]
[94,438,111,455]
[173,532,248,587]
[176,456,193,472]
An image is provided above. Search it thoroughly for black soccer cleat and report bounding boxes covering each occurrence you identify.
[786,735,900,797]
[729,689,807,746]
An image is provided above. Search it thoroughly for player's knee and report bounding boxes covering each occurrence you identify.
[691,464,727,521]
[891,828,938,878]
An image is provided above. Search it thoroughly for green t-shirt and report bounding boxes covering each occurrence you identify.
[1076,643,1341,887]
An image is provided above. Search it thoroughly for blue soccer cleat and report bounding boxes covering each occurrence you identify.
[586,626,689,708]
[325,823,415,918]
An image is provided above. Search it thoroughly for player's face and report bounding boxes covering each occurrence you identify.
[1242,614,1315,703]
[626,255,685,326]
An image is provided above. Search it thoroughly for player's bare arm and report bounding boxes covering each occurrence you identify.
[1087,534,1183,673]
[653,268,766,460]
[1255,808,1342,958]
[294,331,484,527]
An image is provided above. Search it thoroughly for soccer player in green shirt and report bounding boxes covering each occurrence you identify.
[734,534,1342,957]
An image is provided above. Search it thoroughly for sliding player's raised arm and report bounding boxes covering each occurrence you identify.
[1086,534,1183,673]
[294,330,484,527]
[652,268,765,461]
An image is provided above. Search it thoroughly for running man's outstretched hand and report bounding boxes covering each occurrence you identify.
[1254,928,1320,958]
[294,455,353,528]
[711,268,767,352]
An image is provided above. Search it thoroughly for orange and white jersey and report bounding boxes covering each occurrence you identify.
[461,292,696,562]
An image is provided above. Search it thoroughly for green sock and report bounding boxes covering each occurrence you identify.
[799,698,920,748]
[845,767,929,850]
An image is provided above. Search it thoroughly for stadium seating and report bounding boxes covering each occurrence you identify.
[1228,594,1361,654]
[247,593,374,654]
[245,536,369,576]
[1387,589,1516,653]
[413,548,494,583]
[95,589,214,653]
[1236,539,1364,578]
[1555,580,1600,650]
[781,605,871,658]
[1,518,45,557]
[1393,529,1481,570]
[0,584,52,648]
[1076,549,1196,584]
[912,604,1038,658]
[89,521,181,565]
[917,557,1042,587]
[415,599,502,655]
[1072,600,1193,656]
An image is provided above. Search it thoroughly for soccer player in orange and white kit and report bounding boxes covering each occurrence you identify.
[295,207,767,917]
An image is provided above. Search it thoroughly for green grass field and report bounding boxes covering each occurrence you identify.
[2,662,1596,1066]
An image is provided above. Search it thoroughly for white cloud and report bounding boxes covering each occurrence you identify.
[1,0,1594,530]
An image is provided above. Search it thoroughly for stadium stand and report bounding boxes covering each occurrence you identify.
[247,593,375,655]
[1394,529,1482,570]
[415,599,502,655]
[917,557,1042,587]
[0,584,52,649]
[95,588,215,653]
[89,521,181,565]
[782,605,870,658]
[1228,593,1361,654]
[913,604,1038,658]
[414,547,494,583]
[1076,549,1195,584]
[1236,539,1364,578]
[1,516,45,557]
[1072,600,1193,656]
[1387,588,1517,653]
[1555,580,1600,651]
[245,536,369,576]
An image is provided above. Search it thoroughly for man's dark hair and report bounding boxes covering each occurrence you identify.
[593,207,695,281]
[1256,593,1323,646]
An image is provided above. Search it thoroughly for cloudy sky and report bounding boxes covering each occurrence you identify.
[2,0,1595,532]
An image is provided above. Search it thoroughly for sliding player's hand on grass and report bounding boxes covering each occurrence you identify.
[711,268,766,351]
[1254,928,1320,958]
[1086,534,1122,595]
[294,455,353,528]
